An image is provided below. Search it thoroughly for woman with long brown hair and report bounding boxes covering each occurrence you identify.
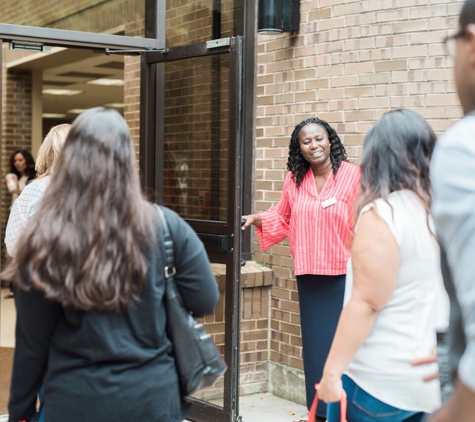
[4,107,219,422]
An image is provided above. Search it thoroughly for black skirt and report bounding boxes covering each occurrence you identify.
[296,274,346,418]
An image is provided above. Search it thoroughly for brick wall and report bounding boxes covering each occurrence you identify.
[255,0,465,387]
[123,18,144,167]
[1,68,33,269]
[194,261,273,400]
[166,0,237,47]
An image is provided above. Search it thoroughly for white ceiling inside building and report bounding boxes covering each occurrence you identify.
[6,47,124,119]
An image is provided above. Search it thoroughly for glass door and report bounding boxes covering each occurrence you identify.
[140,37,244,422]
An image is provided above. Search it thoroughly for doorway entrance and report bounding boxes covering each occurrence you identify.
[0,19,245,422]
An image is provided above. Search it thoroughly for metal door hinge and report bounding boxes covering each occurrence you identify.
[206,38,231,49]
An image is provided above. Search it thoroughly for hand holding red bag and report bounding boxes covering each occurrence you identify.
[308,383,347,422]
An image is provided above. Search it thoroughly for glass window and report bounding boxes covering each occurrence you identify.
[1,0,145,37]
[163,53,230,221]
[166,0,244,47]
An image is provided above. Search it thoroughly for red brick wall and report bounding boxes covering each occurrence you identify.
[1,68,33,268]
[123,18,144,161]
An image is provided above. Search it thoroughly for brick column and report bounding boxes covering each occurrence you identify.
[1,69,33,272]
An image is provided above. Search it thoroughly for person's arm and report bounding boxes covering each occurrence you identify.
[6,173,20,194]
[431,137,475,419]
[242,173,293,251]
[5,193,30,257]
[5,181,47,257]
[8,285,61,422]
[164,207,220,317]
[318,207,400,402]
[347,165,362,233]
[429,379,475,422]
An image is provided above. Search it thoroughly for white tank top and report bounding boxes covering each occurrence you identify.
[344,190,449,413]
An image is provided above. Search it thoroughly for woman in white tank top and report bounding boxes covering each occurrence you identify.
[318,109,449,422]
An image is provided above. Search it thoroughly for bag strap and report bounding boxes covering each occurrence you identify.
[154,204,176,280]
[308,383,347,422]
[154,204,185,305]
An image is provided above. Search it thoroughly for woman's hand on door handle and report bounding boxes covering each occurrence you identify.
[241,214,262,230]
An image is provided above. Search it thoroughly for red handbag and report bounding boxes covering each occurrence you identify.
[308,383,348,422]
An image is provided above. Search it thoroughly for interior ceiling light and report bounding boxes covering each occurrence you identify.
[42,89,83,96]
[67,109,88,114]
[86,78,124,86]
[104,103,125,108]
[42,113,67,118]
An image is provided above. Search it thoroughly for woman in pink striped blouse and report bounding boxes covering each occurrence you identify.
[242,117,361,422]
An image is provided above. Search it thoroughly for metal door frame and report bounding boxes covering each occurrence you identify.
[140,37,244,422]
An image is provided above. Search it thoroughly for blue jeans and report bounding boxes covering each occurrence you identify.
[37,385,45,422]
[327,375,429,422]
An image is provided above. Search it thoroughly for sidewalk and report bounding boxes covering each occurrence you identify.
[0,393,308,422]
[236,393,308,422]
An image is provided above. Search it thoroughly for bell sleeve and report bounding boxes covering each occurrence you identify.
[255,174,293,251]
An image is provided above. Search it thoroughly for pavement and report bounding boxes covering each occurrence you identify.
[236,393,308,422]
[0,393,308,422]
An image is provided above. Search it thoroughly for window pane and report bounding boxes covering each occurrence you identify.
[1,0,145,37]
[163,54,229,221]
[166,0,244,47]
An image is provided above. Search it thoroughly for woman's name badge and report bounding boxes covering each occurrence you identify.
[322,197,337,208]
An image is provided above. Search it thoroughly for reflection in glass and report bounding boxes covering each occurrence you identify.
[192,268,226,402]
[166,0,244,47]
[163,54,229,221]
[1,0,145,37]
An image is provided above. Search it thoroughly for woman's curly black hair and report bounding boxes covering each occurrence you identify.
[287,117,348,188]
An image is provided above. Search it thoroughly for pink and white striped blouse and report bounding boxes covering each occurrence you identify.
[256,161,361,276]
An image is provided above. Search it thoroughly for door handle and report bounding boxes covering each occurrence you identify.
[240,219,246,267]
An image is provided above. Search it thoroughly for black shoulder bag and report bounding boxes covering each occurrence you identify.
[155,205,228,397]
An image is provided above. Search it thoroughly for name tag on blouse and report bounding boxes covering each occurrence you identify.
[322,197,337,208]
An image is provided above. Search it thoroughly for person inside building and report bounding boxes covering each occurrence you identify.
[3,107,220,422]
[6,149,36,205]
[242,117,361,422]
[428,0,475,420]
[318,109,448,422]
[5,123,71,258]
[4,149,36,299]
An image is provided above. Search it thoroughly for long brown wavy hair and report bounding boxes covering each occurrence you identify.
[355,108,436,221]
[3,108,154,312]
